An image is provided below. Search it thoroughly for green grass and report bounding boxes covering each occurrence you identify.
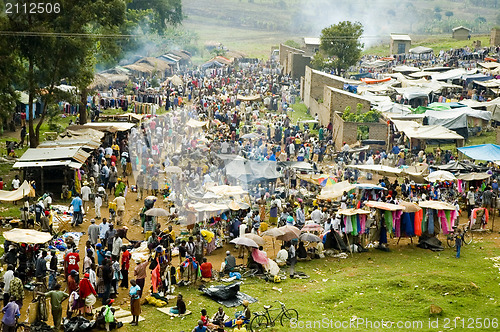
[364,34,491,56]
[290,102,318,135]
[127,235,500,332]
[425,129,497,155]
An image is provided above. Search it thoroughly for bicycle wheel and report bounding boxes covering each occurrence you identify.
[280,309,299,327]
[463,230,473,245]
[446,236,455,248]
[250,314,269,332]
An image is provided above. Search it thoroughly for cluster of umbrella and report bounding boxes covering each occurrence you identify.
[230,224,325,254]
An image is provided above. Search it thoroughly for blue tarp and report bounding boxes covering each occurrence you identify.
[457,144,500,161]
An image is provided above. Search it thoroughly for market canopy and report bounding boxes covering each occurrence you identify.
[457,144,500,162]
[457,172,491,181]
[348,164,403,177]
[419,200,456,210]
[83,122,136,132]
[337,208,370,216]
[409,46,433,54]
[317,181,356,200]
[186,118,209,128]
[3,228,53,244]
[365,201,405,211]
[0,181,35,202]
[392,120,464,141]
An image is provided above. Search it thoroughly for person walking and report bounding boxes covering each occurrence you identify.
[95,193,103,220]
[88,219,100,246]
[42,284,69,330]
[136,170,145,201]
[113,193,126,225]
[133,258,148,298]
[70,193,83,227]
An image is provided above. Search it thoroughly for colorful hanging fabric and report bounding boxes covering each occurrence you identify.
[351,215,358,236]
[393,210,403,237]
[427,209,434,235]
[344,216,353,234]
[438,210,450,235]
[74,170,81,194]
[359,215,367,234]
[421,208,427,233]
[384,210,393,234]
[406,212,415,236]
[356,215,361,236]
[457,179,463,193]
[445,210,451,228]
[414,209,423,236]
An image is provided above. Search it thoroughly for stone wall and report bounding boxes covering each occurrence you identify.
[331,112,388,150]
[279,44,305,77]
[324,86,372,116]
[303,66,345,110]
[491,28,500,46]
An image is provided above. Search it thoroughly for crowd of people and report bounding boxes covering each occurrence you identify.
[2,49,500,332]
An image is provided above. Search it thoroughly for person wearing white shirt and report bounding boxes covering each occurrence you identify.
[324,218,333,233]
[11,175,20,190]
[81,184,91,212]
[3,265,15,294]
[310,208,322,224]
[333,214,342,232]
[275,245,288,266]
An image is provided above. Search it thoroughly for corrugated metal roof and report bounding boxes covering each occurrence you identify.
[83,122,136,132]
[13,160,83,169]
[38,139,100,150]
[303,37,320,45]
[18,147,90,163]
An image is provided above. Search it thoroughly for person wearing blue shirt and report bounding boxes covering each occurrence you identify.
[70,194,83,226]
[2,297,20,331]
[192,321,207,332]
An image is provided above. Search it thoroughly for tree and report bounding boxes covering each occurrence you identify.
[127,0,183,33]
[5,0,127,147]
[319,21,363,75]
[445,11,454,18]
[434,6,442,13]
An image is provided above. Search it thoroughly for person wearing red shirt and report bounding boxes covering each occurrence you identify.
[120,246,131,288]
[200,258,212,279]
[0,177,4,190]
[64,249,80,277]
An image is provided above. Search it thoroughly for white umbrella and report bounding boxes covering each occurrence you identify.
[3,229,52,244]
[230,237,258,248]
[145,208,169,217]
[244,233,265,246]
[425,170,456,182]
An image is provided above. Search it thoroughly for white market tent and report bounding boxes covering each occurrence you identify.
[0,181,35,202]
[391,120,464,141]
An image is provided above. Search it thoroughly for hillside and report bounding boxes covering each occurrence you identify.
[181,0,500,58]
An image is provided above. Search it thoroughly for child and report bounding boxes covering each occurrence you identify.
[455,228,463,258]
[129,280,141,326]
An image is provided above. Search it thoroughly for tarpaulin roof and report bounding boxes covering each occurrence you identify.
[431,68,468,81]
[348,164,403,176]
[365,201,405,211]
[0,181,35,201]
[224,158,281,183]
[317,181,356,200]
[457,144,500,161]
[419,200,456,210]
[186,118,209,128]
[394,87,433,100]
[38,139,100,150]
[391,120,464,140]
[457,172,491,181]
[409,46,433,54]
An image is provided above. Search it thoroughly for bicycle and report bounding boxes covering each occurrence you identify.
[250,300,298,331]
[447,223,473,248]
